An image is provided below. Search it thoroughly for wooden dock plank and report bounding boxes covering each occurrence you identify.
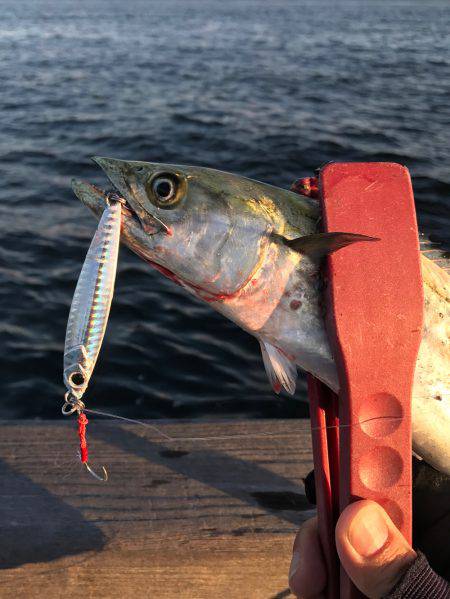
[0,419,314,598]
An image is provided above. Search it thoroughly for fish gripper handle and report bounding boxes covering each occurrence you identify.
[307,163,424,598]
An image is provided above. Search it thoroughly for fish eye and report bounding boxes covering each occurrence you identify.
[146,172,186,208]
[153,177,175,202]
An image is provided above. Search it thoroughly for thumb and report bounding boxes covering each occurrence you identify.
[336,500,417,598]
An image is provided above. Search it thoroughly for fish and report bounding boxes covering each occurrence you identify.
[72,157,450,475]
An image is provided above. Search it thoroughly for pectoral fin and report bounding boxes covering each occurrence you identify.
[259,340,297,395]
[280,232,379,259]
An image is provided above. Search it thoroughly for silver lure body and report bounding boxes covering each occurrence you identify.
[64,199,122,403]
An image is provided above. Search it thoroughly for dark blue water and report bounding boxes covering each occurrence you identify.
[1,0,449,419]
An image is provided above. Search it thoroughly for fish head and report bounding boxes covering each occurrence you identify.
[73,157,299,298]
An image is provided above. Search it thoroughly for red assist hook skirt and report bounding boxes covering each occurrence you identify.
[77,412,89,465]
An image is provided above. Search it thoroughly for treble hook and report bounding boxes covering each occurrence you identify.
[84,461,108,482]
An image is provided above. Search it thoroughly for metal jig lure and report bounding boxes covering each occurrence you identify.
[62,192,125,481]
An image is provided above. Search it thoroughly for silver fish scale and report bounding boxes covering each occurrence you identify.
[63,201,122,400]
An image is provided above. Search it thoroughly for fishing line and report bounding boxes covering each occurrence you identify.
[310,415,404,432]
[83,407,404,445]
[84,407,288,442]
[84,408,173,441]
[60,408,405,482]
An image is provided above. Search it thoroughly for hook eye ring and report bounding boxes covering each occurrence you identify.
[62,392,85,416]
[105,191,126,207]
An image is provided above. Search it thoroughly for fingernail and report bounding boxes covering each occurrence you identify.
[289,551,301,581]
[348,505,389,557]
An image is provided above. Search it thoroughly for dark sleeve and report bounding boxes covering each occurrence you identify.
[384,552,450,599]
[411,458,450,578]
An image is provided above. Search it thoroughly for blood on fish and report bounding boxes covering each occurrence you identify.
[145,260,236,301]
[290,300,302,310]
[273,381,282,394]
[147,260,184,287]
[145,256,266,304]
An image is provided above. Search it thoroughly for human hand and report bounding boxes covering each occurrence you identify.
[289,500,422,598]
[290,459,450,597]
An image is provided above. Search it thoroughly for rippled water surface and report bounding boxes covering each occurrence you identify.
[1,0,449,419]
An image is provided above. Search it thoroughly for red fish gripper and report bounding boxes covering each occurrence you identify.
[298,163,424,598]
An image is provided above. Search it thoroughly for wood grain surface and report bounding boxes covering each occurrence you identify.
[0,419,315,599]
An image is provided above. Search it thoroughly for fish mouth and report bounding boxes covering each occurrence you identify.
[72,170,169,237]
[72,178,147,231]
[72,174,197,297]
[91,156,172,236]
